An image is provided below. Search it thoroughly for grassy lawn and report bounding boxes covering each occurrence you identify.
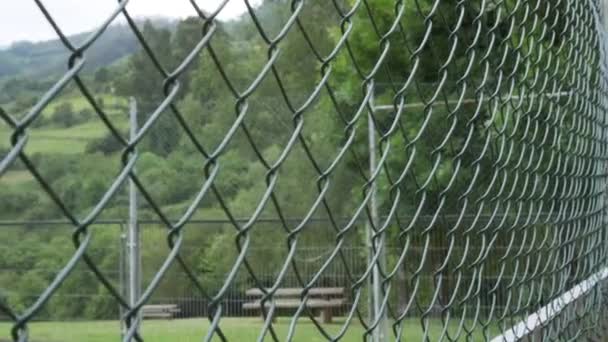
[0,317,499,341]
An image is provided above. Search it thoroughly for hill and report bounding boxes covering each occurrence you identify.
[0,17,178,80]
[0,25,136,79]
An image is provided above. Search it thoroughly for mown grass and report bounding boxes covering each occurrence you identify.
[0,317,500,341]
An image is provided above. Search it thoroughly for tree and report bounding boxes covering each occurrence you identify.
[52,102,76,127]
[94,67,110,84]
[118,20,180,156]
[85,132,123,155]
[313,0,488,312]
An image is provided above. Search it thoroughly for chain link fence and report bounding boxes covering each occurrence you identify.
[2,0,608,341]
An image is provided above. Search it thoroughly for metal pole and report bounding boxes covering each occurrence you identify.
[366,113,375,340]
[119,223,126,337]
[368,97,388,341]
[127,97,140,336]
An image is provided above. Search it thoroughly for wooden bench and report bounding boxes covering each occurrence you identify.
[243,287,345,323]
[141,304,180,319]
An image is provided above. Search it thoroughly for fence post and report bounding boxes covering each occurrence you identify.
[119,222,127,336]
[368,97,389,341]
[126,97,141,336]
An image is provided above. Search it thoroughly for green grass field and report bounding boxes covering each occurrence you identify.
[0,318,500,341]
[0,125,99,155]
[0,171,32,184]
[0,93,129,155]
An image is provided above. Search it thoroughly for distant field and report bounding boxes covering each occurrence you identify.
[0,122,105,155]
[0,170,32,184]
[0,94,129,155]
[3,94,128,118]
[0,317,500,341]
[43,94,128,115]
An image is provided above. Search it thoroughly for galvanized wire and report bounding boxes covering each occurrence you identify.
[1,0,608,341]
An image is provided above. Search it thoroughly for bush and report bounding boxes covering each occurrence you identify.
[52,102,76,127]
[51,103,94,126]
[97,97,105,110]
[94,67,110,84]
[13,94,37,112]
[85,132,123,155]
[0,187,38,215]
[78,108,95,121]
[31,114,49,127]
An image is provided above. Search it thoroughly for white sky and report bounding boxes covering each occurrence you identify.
[0,0,263,46]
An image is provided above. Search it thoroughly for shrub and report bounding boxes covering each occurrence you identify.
[52,102,76,127]
[85,132,123,155]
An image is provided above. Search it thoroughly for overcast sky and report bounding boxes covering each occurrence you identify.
[0,0,263,47]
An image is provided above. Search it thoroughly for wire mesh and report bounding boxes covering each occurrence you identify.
[1,0,608,341]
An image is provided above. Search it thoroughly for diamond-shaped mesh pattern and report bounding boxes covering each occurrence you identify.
[1,0,608,341]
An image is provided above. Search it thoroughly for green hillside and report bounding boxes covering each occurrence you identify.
[0,24,139,80]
